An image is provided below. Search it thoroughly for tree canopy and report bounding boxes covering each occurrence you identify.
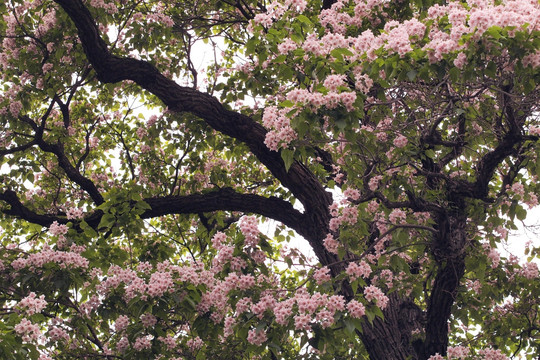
[1,0,539,359]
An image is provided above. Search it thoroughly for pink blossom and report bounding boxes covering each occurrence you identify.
[147,271,173,297]
[9,101,22,117]
[247,328,267,345]
[211,232,227,250]
[323,233,340,254]
[529,125,540,136]
[48,326,70,342]
[428,355,445,360]
[346,261,372,281]
[510,182,525,197]
[368,175,383,191]
[49,221,68,240]
[133,335,152,351]
[18,292,47,315]
[487,248,500,268]
[326,295,346,312]
[393,134,408,148]
[235,297,252,314]
[66,207,83,220]
[479,348,509,360]
[223,316,236,338]
[158,335,177,350]
[294,313,312,330]
[364,285,389,309]
[521,262,539,279]
[340,91,357,111]
[389,209,407,224]
[447,345,470,359]
[367,200,379,213]
[274,298,294,325]
[140,313,157,328]
[14,319,41,343]
[239,215,260,247]
[347,300,366,318]
[187,337,204,352]
[114,315,129,332]
[454,52,467,69]
[278,38,298,54]
[343,188,360,201]
[314,266,332,284]
[323,74,346,92]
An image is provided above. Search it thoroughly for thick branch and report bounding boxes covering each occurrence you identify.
[0,190,63,227]
[53,0,334,261]
[0,188,309,240]
[140,188,306,236]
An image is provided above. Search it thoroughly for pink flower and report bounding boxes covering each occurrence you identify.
[347,300,365,318]
[428,355,445,360]
[447,345,470,359]
[389,208,407,224]
[48,326,70,342]
[346,261,372,281]
[368,175,383,191]
[114,315,129,332]
[18,292,47,315]
[454,52,467,69]
[274,299,294,325]
[187,336,204,350]
[487,248,500,268]
[147,271,173,297]
[66,207,83,220]
[393,134,408,148]
[323,74,346,92]
[294,313,312,330]
[49,221,68,236]
[247,329,267,345]
[14,319,41,343]
[314,266,332,284]
[278,38,298,54]
[140,313,157,328]
[323,233,340,254]
[364,285,389,309]
[211,232,227,250]
[116,337,129,352]
[343,188,360,201]
[240,215,260,247]
[9,101,22,116]
[133,335,152,351]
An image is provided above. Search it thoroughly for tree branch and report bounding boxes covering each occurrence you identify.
[0,187,309,240]
[53,0,335,262]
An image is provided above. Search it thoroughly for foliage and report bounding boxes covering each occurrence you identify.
[0,0,539,359]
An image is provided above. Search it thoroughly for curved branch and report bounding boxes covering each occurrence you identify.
[53,0,334,260]
[140,188,307,236]
[36,140,104,205]
[0,188,308,240]
[0,190,63,227]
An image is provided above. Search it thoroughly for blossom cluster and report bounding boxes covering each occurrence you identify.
[17,292,47,315]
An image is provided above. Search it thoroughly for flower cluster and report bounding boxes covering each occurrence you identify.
[14,319,41,343]
[17,292,47,315]
[239,215,260,247]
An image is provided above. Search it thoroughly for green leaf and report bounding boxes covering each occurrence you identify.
[406,70,418,81]
[297,14,312,25]
[281,148,294,172]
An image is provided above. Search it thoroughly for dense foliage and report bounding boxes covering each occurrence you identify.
[1,0,539,359]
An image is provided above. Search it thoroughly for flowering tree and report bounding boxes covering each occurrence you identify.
[1,0,540,359]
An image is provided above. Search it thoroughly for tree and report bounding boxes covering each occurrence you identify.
[0,0,539,359]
